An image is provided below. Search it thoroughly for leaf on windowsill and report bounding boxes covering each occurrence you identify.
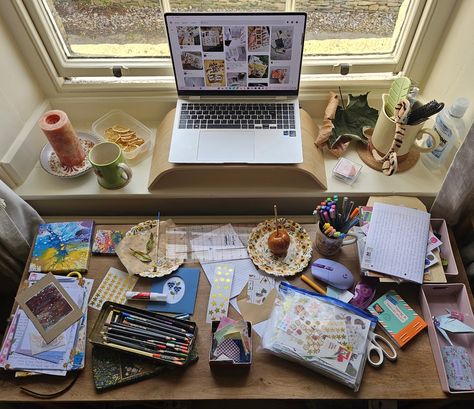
[329,93,379,149]
[315,92,338,147]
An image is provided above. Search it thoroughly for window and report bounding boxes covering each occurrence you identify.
[14,0,448,85]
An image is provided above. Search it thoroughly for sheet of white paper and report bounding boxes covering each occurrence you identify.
[361,203,430,284]
[190,224,249,262]
[202,258,255,299]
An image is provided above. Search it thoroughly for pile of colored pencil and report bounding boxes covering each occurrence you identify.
[101,308,196,366]
[313,195,361,238]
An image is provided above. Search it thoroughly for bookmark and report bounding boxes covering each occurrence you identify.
[206,263,235,323]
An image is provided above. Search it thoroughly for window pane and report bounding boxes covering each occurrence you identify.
[169,1,286,12]
[46,0,168,58]
[298,0,408,56]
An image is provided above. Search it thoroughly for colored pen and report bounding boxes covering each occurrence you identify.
[301,275,326,295]
[346,201,354,222]
[349,207,360,220]
[342,217,360,233]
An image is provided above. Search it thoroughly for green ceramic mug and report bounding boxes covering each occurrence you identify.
[88,142,132,189]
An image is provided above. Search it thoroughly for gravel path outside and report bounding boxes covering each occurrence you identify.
[53,2,398,45]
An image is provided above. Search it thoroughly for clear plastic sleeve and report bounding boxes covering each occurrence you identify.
[260,282,377,391]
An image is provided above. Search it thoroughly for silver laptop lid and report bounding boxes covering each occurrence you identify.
[165,12,307,97]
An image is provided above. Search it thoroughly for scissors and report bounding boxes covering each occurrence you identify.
[367,332,397,368]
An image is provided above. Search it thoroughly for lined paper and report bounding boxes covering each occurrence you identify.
[361,202,430,283]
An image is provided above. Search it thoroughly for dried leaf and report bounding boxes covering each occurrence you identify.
[315,119,334,146]
[325,91,339,120]
[145,232,155,254]
[129,248,152,263]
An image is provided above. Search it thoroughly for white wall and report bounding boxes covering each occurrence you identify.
[422,0,474,129]
[0,15,44,159]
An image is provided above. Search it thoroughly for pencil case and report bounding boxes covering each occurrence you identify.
[260,282,377,391]
[89,302,198,367]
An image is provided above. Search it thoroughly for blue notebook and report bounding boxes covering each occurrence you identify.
[147,268,200,315]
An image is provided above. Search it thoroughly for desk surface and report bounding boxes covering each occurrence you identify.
[1,218,471,402]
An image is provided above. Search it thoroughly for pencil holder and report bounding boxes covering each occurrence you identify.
[314,224,356,256]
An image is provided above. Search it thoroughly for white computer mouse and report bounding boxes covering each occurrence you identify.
[311,258,354,290]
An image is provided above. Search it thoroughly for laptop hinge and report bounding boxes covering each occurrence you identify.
[275,96,288,100]
[188,96,201,100]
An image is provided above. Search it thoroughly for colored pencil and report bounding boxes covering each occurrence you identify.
[104,322,190,346]
[102,340,185,365]
[301,275,326,295]
[102,333,188,358]
[101,330,188,353]
[112,308,195,332]
[121,319,192,342]
[121,312,193,337]
[102,336,186,362]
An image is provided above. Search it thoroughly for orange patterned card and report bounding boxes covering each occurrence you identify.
[368,290,427,348]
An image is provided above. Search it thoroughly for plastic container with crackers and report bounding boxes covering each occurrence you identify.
[92,110,153,162]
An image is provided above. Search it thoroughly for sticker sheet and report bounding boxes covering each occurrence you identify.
[89,267,138,310]
[261,283,375,391]
[206,263,235,323]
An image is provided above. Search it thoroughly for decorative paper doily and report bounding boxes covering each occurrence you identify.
[117,220,184,278]
[247,218,312,277]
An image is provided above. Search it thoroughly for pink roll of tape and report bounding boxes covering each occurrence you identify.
[38,110,85,167]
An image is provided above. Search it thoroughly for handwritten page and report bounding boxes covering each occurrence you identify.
[361,202,430,284]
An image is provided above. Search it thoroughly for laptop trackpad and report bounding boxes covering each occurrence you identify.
[197,130,255,162]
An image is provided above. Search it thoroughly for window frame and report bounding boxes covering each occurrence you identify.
[5,0,456,94]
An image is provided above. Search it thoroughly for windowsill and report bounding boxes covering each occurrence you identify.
[14,120,445,215]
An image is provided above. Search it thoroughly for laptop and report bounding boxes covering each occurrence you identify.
[165,12,307,164]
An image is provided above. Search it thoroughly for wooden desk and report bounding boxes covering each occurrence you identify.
[1,217,472,402]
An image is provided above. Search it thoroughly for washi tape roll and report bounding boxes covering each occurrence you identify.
[38,110,85,167]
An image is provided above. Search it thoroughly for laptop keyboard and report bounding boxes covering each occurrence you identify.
[178,103,296,130]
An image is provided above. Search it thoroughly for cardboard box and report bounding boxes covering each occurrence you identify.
[420,284,474,394]
[209,320,252,368]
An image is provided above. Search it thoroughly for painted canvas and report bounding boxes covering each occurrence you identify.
[29,220,94,274]
[92,230,123,255]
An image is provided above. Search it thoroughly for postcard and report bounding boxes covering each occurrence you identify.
[15,273,83,344]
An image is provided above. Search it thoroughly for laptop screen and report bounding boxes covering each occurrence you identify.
[165,12,307,96]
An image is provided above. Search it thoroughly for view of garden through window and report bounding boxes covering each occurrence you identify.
[47,0,407,59]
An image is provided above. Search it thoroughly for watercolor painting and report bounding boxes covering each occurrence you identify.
[29,221,94,274]
[92,230,123,255]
